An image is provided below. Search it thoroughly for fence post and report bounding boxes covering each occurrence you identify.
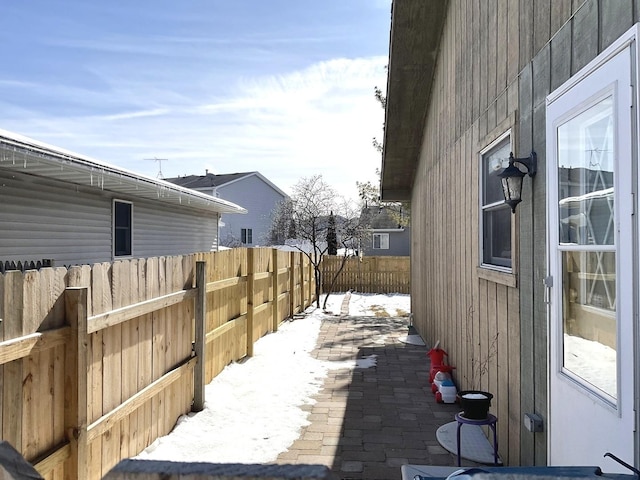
[289,251,295,315]
[65,287,89,480]
[299,252,305,309]
[246,248,255,357]
[193,261,207,412]
[308,257,314,306]
[271,249,279,332]
[2,271,23,453]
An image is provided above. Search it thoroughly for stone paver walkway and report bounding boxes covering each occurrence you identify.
[275,309,471,480]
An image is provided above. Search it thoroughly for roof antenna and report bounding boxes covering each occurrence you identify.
[145,157,169,179]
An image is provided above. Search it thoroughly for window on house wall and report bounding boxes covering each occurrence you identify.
[373,233,389,249]
[480,135,512,269]
[113,200,132,257]
[241,228,253,244]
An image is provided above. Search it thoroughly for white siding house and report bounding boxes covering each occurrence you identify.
[165,171,287,247]
[0,130,246,267]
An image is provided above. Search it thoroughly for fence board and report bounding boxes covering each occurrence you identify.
[3,271,23,455]
[64,287,88,480]
[87,358,197,442]
[136,259,152,455]
[321,256,410,294]
[0,248,342,478]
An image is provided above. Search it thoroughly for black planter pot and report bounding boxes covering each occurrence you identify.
[458,390,493,419]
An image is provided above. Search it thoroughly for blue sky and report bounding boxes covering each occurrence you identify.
[0,1,390,200]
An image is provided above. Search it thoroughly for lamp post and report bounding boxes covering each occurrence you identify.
[498,151,537,213]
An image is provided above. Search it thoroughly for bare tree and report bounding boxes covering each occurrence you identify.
[268,175,368,309]
[364,83,411,226]
[326,211,338,255]
[289,175,335,308]
[320,197,370,310]
[357,170,411,227]
[266,199,294,245]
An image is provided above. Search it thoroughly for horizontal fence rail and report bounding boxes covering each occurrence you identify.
[0,251,404,479]
[321,255,410,294]
[0,248,319,480]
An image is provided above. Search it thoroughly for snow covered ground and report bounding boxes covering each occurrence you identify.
[134,290,616,463]
[136,292,411,463]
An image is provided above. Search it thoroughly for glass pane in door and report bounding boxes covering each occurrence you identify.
[561,251,616,397]
[557,96,617,400]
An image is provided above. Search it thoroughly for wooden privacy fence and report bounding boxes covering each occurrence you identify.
[0,248,314,480]
[321,255,410,294]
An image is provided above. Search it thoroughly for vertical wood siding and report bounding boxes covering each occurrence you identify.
[408,0,638,465]
[411,0,638,465]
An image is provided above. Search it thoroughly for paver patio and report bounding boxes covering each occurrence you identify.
[275,311,478,480]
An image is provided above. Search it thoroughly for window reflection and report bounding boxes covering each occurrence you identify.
[558,97,614,246]
[557,95,617,400]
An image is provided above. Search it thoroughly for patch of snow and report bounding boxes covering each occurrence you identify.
[136,292,399,464]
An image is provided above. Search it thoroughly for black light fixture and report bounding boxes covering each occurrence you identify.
[498,151,537,213]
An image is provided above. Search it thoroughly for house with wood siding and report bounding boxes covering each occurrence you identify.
[165,171,288,247]
[0,129,246,267]
[382,0,639,470]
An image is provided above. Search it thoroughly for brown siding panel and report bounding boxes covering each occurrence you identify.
[401,0,638,466]
[551,0,573,36]
[533,0,551,54]
[572,0,599,74]
[600,0,633,51]
[550,23,572,92]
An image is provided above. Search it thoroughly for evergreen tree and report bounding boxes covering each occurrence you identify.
[287,218,296,240]
[267,174,368,309]
[326,211,338,255]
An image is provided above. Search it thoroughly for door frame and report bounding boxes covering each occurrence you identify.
[545,23,640,469]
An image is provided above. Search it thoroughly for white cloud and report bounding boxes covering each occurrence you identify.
[2,55,387,200]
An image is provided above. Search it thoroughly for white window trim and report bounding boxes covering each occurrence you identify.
[479,130,513,273]
[373,232,390,249]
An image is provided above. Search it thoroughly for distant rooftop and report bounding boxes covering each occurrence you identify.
[165,171,288,198]
[361,205,405,230]
[165,172,257,189]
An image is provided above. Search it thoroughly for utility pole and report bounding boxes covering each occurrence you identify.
[145,157,169,179]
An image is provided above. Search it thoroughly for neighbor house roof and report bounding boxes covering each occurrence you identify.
[166,171,288,198]
[0,129,247,215]
[168,172,250,189]
[360,206,405,230]
[381,0,448,201]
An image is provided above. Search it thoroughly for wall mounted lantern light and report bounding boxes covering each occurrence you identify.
[498,151,537,213]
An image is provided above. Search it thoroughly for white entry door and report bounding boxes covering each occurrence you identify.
[547,37,636,470]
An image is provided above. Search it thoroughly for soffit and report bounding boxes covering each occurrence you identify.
[381,0,448,201]
[0,130,247,215]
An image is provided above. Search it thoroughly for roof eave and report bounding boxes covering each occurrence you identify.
[381,0,448,202]
[0,129,247,215]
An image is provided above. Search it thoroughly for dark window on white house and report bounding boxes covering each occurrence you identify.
[373,233,389,249]
[481,136,512,269]
[241,228,253,244]
[114,200,132,257]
